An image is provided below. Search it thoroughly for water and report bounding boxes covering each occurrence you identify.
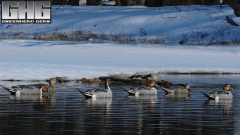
[0,75,240,135]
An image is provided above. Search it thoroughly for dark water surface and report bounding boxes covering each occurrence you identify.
[0,75,240,135]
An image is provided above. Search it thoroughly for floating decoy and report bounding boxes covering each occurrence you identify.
[161,83,191,94]
[77,79,112,98]
[0,78,57,95]
[200,84,233,100]
[119,80,159,96]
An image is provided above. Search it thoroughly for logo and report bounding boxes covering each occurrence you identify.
[1,1,51,24]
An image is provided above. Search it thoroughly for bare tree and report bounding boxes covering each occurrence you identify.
[224,0,240,17]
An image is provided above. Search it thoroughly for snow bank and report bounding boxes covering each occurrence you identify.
[0,40,239,80]
[0,5,239,80]
[0,5,239,43]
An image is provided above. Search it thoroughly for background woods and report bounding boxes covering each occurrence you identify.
[0,0,239,16]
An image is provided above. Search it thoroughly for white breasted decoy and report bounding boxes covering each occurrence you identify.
[77,79,112,98]
[200,84,233,100]
[119,80,159,96]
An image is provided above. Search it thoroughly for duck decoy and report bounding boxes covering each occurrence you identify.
[200,84,233,100]
[0,78,57,95]
[161,83,191,94]
[77,79,112,98]
[119,80,159,96]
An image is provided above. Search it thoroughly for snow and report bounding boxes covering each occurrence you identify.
[0,5,239,43]
[0,40,239,80]
[0,5,240,80]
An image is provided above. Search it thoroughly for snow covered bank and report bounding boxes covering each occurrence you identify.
[0,5,239,44]
[0,40,240,80]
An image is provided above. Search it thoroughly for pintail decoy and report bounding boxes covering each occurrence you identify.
[200,84,233,100]
[0,78,57,95]
[77,79,112,98]
[119,80,159,96]
[161,83,191,94]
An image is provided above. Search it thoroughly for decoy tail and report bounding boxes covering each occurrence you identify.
[119,87,129,92]
[77,88,85,95]
[200,91,214,100]
[161,87,171,93]
[77,88,92,98]
[0,85,11,91]
[119,87,136,95]
[0,85,15,95]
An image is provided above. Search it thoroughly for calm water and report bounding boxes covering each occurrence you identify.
[0,75,240,135]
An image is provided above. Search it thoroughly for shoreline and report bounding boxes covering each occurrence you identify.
[1,72,240,82]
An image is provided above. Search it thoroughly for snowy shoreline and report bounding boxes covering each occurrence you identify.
[0,72,240,82]
[0,5,239,44]
[0,5,240,80]
[0,40,240,80]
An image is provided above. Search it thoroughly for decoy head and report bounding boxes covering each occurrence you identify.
[149,80,158,88]
[224,84,233,91]
[48,78,57,86]
[185,83,191,90]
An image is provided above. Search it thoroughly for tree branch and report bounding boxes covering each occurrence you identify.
[224,0,240,17]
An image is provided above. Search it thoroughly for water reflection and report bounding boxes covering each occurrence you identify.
[206,100,233,118]
[163,93,190,102]
[83,97,112,109]
[127,95,157,103]
[9,94,43,102]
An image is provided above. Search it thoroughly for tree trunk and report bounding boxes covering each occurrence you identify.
[115,0,127,6]
[86,0,97,5]
[146,0,164,7]
[68,0,79,5]
[121,0,128,6]
[136,0,145,5]
[97,0,103,5]
[224,0,240,17]
[204,0,220,5]
[115,0,122,6]
[193,0,204,5]
[53,0,67,5]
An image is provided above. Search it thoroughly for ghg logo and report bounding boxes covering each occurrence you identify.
[1,1,51,24]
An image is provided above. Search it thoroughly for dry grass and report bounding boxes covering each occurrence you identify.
[0,28,239,46]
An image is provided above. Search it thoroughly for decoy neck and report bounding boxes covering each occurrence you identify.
[105,79,111,89]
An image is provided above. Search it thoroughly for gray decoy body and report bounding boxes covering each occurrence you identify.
[161,83,191,94]
[78,79,112,98]
[200,84,233,100]
[120,80,158,96]
[0,78,57,95]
